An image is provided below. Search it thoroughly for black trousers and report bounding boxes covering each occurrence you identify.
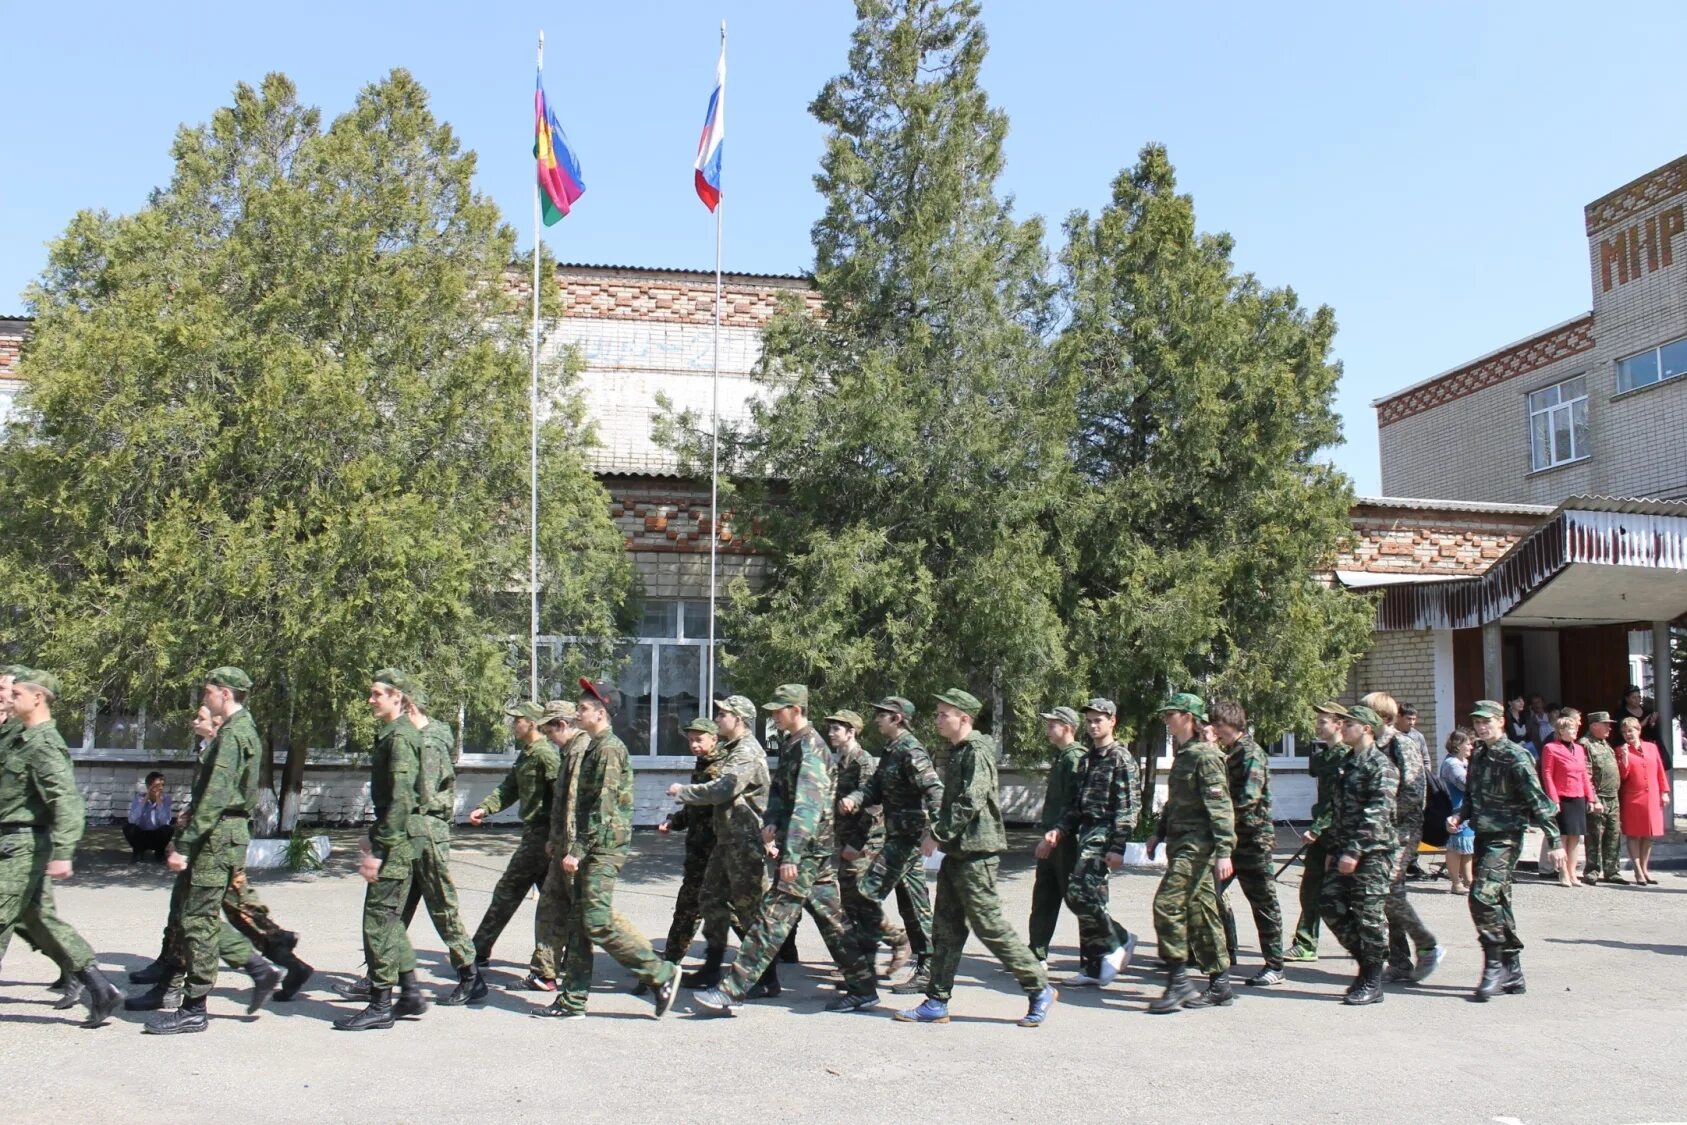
[124,823,175,857]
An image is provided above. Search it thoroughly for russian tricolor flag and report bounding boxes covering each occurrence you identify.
[693,44,725,211]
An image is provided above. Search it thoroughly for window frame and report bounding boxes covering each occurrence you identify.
[1525,373,1589,472]
[1616,334,1687,395]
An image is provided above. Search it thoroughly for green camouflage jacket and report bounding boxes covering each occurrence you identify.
[476,737,560,829]
[1378,729,1427,825]
[932,731,1007,857]
[667,739,727,835]
[559,730,634,863]
[1057,739,1138,855]
[847,729,942,839]
[1038,741,1085,833]
[0,719,84,861]
[1463,737,1562,846]
[408,717,457,835]
[673,733,769,845]
[1156,739,1237,858]
[546,730,592,850]
[1224,734,1274,839]
[1326,741,1398,862]
[1305,740,1349,841]
[832,739,885,853]
[764,724,835,861]
[368,717,420,864]
[1580,736,1620,801]
[178,708,261,855]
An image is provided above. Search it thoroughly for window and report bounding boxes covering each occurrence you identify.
[0,381,15,427]
[1617,335,1687,394]
[1527,375,1588,471]
[608,599,726,757]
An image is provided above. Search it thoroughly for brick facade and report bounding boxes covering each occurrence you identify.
[1344,630,1440,751]
[1337,501,1544,578]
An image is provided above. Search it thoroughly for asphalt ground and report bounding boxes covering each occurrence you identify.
[2,826,1684,1125]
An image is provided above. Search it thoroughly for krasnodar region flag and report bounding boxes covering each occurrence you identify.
[694,43,724,210]
[535,72,584,224]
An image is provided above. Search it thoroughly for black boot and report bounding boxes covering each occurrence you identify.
[441,963,487,1006]
[1148,962,1200,1014]
[778,932,800,964]
[52,975,87,1011]
[745,962,781,1000]
[333,987,394,1031]
[681,945,726,990]
[890,954,931,996]
[1473,940,1504,1002]
[76,966,122,1029]
[334,975,374,1001]
[1186,969,1235,1008]
[143,994,208,1035]
[274,951,315,1001]
[124,980,182,1012]
[1500,950,1526,995]
[129,955,178,985]
[244,956,281,1014]
[394,970,428,1018]
[48,970,74,993]
[1343,962,1384,1006]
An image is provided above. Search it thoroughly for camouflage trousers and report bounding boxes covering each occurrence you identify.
[0,831,94,974]
[1026,834,1078,963]
[929,853,1048,1002]
[1585,797,1623,880]
[663,825,716,960]
[1220,831,1284,967]
[1064,840,1132,968]
[1469,833,1525,954]
[1385,826,1437,971]
[700,833,769,949]
[399,820,476,972]
[1319,850,1390,968]
[166,864,297,991]
[721,853,876,1001]
[1288,841,1328,952]
[840,844,910,953]
[362,853,418,988]
[539,856,674,1014]
[471,825,550,975]
[1152,841,1228,974]
[173,819,265,1000]
[854,834,933,956]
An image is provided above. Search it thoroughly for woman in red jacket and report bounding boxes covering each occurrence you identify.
[1539,711,1599,888]
[1615,717,1671,885]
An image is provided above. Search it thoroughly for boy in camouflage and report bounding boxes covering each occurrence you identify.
[657,712,724,969]
[1316,703,1398,1006]
[1361,691,1443,984]
[827,709,915,978]
[1284,704,1348,961]
[1026,705,1085,967]
[1210,700,1285,986]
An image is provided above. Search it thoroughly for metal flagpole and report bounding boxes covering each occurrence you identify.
[706,20,725,706]
[530,29,544,701]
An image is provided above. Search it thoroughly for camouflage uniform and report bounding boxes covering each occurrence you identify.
[534,729,590,979]
[470,736,560,974]
[718,724,876,1001]
[0,716,83,979]
[1464,735,1560,954]
[927,730,1048,1002]
[1056,739,1138,970]
[1219,733,1283,969]
[1318,740,1398,970]
[1152,739,1235,974]
[1027,739,1084,962]
[1288,739,1348,955]
[1580,735,1623,880]
[844,729,942,957]
[546,729,674,1014]
[1378,729,1437,972]
[361,717,421,987]
[661,739,723,961]
[677,732,770,952]
[399,717,475,972]
[0,719,99,975]
[834,736,904,950]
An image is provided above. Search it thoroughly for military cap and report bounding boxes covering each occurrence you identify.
[1039,705,1081,728]
[14,668,61,699]
[2,664,30,679]
[578,677,616,711]
[1346,704,1385,737]
[372,668,415,696]
[540,700,577,727]
[871,696,916,720]
[824,709,865,732]
[1313,701,1350,717]
[763,684,810,711]
[1081,697,1117,716]
[933,688,982,718]
[410,686,432,710]
[713,695,756,720]
[504,701,545,722]
[204,666,253,691]
[684,717,719,735]
[1585,710,1613,726]
[1157,692,1209,721]
[1469,699,1506,720]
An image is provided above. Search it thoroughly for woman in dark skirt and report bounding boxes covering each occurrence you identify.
[1539,710,1599,888]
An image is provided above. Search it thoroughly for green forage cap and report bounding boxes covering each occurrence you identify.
[762,684,809,711]
[1,664,30,679]
[684,717,719,735]
[1585,710,1612,725]
[1313,701,1350,717]
[1469,699,1506,720]
[1039,705,1081,728]
[15,668,61,698]
[713,695,756,720]
[1157,692,1208,721]
[205,666,252,691]
[540,700,578,726]
[871,696,915,720]
[933,688,982,718]
[1347,704,1385,736]
[372,668,414,696]
[410,686,431,710]
[1081,697,1117,716]
[504,701,545,722]
[824,709,864,732]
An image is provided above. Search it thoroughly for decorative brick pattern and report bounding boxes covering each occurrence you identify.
[607,477,753,553]
[1375,316,1596,427]
[506,264,823,330]
[1337,504,1541,577]
[1585,154,1687,236]
[0,318,24,379]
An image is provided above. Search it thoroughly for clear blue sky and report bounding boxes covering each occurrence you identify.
[4,1,1685,494]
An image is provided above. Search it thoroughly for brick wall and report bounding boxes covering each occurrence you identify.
[1339,506,1541,577]
[1345,629,1440,750]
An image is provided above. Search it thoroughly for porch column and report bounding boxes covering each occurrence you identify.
[1482,621,1504,701]
[1653,622,1676,811]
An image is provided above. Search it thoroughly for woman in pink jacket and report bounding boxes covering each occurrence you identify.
[1539,710,1599,888]
[1616,717,1671,885]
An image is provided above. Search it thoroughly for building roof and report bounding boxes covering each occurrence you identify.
[1370,313,1596,426]
[557,262,811,284]
[1584,153,1687,236]
[1353,495,1554,517]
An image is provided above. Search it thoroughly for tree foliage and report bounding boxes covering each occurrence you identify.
[0,71,629,783]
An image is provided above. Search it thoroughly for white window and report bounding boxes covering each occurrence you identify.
[605,599,725,757]
[1527,375,1588,471]
[1616,335,1687,394]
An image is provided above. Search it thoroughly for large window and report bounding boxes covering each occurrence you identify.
[609,599,724,757]
[1616,335,1687,394]
[1527,375,1588,471]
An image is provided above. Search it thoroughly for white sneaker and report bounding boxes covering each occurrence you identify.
[1098,932,1137,985]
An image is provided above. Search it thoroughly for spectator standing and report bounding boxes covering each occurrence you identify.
[1439,730,1476,894]
[1579,712,1625,885]
[1615,717,1670,885]
[1538,711,1597,889]
[124,772,175,861]
[1525,696,1554,752]
[1616,684,1666,766]
[1505,697,1530,748]
[1398,706,1432,771]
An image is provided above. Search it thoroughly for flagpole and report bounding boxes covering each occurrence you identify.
[706,19,725,707]
[530,28,544,702]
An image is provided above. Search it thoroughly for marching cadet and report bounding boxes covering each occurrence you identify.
[1035,698,1137,987]
[656,707,725,974]
[1283,703,1349,961]
[827,708,914,979]
[838,696,942,994]
[531,700,589,1013]
[1317,703,1398,1006]
[1451,700,1564,1001]
[334,669,429,1031]
[1025,705,1085,970]
[896,689,1054,1027]
[1361,691,1443,984]
[0,668,122,1028]
[1146,693,1235,1014]
[406,689,483,1005]
[1210,700,1286,986]
[692,685,880,1017]
[466,700,561,989]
